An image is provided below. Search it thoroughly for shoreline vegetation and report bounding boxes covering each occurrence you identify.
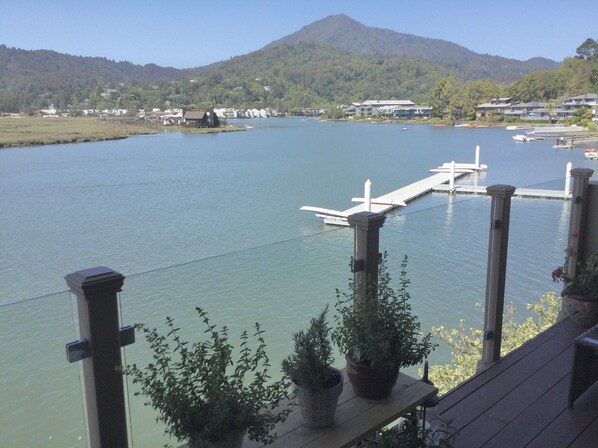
[2,116,597,149]
[0,116,246,148]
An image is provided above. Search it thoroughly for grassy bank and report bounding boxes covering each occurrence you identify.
[0,116,247,148]
[0,116,159,148]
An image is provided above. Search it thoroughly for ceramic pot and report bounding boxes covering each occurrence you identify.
[346,356,399,400]
[563,294,598,327]
[294,368,343,428]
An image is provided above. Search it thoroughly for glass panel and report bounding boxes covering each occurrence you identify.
[1,291,88,447]
[120,185,570,445]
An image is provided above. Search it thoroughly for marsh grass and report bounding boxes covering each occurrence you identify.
[0,116,158,148]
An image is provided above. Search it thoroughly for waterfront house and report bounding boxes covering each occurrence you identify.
[345,100,431,119]
[504,101,551,121]
[183,108,220,128]
[474,97,512,118]
[555,93,598,121]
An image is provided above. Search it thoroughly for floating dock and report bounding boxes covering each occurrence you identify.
[301,146,573,226]
[301,146,487,226]
[432,184,571,199]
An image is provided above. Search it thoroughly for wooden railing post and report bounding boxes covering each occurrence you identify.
[566,168,594,276]
[480,184,516,368]
[65,267,129,448]
[347,211,386,307]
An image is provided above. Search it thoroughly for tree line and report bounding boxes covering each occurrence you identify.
[0,39,596,119]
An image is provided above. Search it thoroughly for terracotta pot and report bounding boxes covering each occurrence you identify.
[294,368,343,428]
[563,294,598,327]
[345,356,399,400]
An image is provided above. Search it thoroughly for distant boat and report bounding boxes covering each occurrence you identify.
[401,127,407,131]
[513,134,536,142]
[585,149,598,159]
[506,125,518,131]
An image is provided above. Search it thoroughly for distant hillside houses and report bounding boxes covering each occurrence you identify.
[345,100,432,119]
[476,94,598,122]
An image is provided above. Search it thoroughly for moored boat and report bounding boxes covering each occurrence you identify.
[585,148,598,159]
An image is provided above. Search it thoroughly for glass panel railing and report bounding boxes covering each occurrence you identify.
[1,175,573,448]
[0,291,88,448]
[119,182,572,445]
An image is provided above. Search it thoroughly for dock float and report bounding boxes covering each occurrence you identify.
[301,146,487,226]
[432,184,571,200]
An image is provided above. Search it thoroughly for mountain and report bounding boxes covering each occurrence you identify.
[264,15,559,83]
[0,15,568,112]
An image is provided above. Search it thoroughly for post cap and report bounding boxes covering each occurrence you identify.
[486,184,516,198]
[570,168,594,179]
[65,266,125,300]
[347,211,386,229]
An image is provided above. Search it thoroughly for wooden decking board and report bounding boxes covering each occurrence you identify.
[481,375,569,448]
[569,413,598,448]
[437,319,570,411]
[437,320,576,426]
[526,381,598,448]
[432,318,598,448]
[452,346,573,447]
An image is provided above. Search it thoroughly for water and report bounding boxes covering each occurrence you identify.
[1,118,596,447]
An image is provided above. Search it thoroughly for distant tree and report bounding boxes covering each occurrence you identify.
[0,91,19,113]
[429,76,460,119]
[576,38,598,62]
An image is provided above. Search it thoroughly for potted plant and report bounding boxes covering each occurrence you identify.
[332,253,435,400]
[124,307,291,448]
[281,306,343,428]
[552,254,598,327]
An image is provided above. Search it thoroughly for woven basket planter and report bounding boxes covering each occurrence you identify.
[294,369,343,428]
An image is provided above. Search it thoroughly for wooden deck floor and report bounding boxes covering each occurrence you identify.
[431,317,598,447]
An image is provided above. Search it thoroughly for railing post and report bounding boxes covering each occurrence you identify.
[566,168,594,276]
[347,211,386,307]
[480,184,516,368]
[65,267,128,448]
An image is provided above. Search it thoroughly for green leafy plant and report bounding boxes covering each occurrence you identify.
[332,253,435,371]
[428,292,560,394]
[281,305,339,392]
[362,411,458,448]
[124,307,291,448]
[553,254,598,300]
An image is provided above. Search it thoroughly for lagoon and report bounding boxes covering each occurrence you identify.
[1,118,596,447]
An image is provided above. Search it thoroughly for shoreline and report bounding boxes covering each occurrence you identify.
[0,116,245,149]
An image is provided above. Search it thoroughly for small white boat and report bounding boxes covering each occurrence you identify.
[513,134,535,142]
[585,149,598,160]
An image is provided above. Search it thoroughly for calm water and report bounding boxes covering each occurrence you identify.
[1,118,596,447]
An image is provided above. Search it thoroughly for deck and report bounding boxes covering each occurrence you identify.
[431,317,598,447]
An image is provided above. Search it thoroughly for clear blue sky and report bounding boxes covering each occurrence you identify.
[1,0,596,69]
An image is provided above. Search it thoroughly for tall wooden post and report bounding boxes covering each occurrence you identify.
[66,267,128,448]
[566,168,594,276]
[347,212,386,307]
[480,184,516,368]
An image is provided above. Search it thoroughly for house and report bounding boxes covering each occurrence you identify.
[182,108,220,128]
[475,97,512,118]
[345,100,430,119]
[503,101,551,121]
[555,93,598,120]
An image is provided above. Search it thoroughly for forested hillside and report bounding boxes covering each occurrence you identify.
[0,16,595,116]
[265,15,559,82]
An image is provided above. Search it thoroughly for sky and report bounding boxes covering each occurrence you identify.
[1,0,597,69]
